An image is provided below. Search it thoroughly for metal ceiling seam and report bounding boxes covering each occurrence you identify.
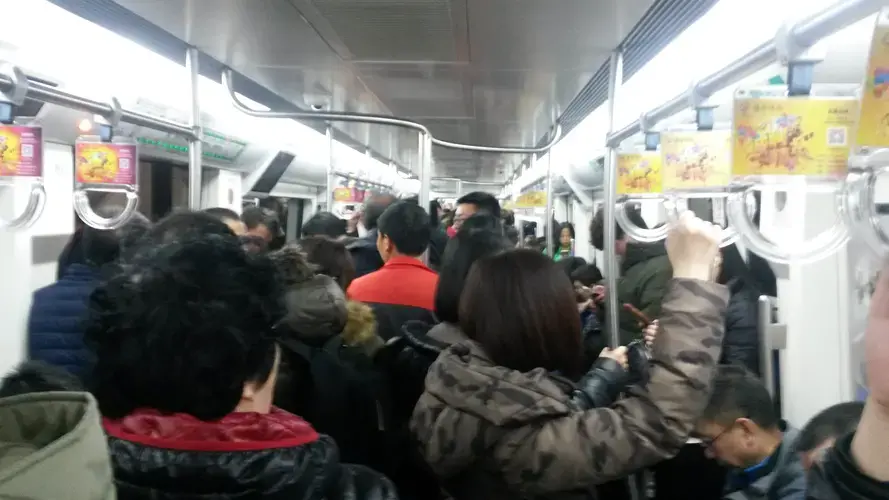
[42,0,412,173]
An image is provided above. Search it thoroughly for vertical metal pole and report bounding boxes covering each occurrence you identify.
[186,47,202,210]
[456,180,463,198]
[544,152,554,257]
[758,295,776,397]
[604,51,623,350]
[418,133,432,211]
[325,125,334,210]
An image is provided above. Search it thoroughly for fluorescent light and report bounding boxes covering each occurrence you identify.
[2,0,397,184]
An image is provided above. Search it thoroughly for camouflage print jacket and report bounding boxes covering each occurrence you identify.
[410,278,728,500]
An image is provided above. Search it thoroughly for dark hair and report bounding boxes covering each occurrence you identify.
[556,256,587,280]
[242,206,281,235]
[459,213,503,235]
[435,228,511,323]
[501,209,515,227]
[377,201,431,257]
[504,225,520,246]
[429,200,442,228]
[700,365,779,430]
[299,236,356,290]
[0,361,83,398]
[85,229,283,420]
[81,205,150,267]
[202,207,240,222]
[456,192,501,218]
[363,193,397,230]
[302,211,347,239]
[559,222,575,239]
[590,204,647,250]
[797,401,865,453]
[718,244,761,294]
[141,210,235,246]
[459,250,583,379]
[571,264,604,286]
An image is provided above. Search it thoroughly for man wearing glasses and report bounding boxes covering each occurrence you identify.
[693,365,805,500]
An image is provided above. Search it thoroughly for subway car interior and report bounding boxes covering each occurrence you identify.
[2,0,889,498]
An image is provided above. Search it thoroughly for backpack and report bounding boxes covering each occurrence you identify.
[276,334,391,471]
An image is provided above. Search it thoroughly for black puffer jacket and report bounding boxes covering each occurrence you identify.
[721,279,761,375]
[103,408,398,499]
[807,432,889,499]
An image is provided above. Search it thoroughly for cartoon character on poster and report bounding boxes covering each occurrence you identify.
[76,145,121,183]
[858,22,889,147]
[732,95,856,178]
[617,153,662,195]
[0,129,21,174]
[662,131,731,189]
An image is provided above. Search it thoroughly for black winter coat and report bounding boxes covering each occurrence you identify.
[720,279,761,375]
[103,408,398,500]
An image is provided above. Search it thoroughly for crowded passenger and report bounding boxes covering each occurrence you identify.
[349,193,396,277]
[693,365,805,500]
[806,260,889,499]
[410,212,728,499]
[547,221,575,261]
[500,208,520,246]
[203,206,247,235]
[241,205,283,248]
[797,401,863,472]
[0,388,114,499]
[28,205,150,380]
[303,210,348,239]
[56,215,85,280]
[453,191,501,232]
[84,210,397,499]
[269,244,390,474]
[299,235,357,290]
[590,205,671,344]
[425,199,449,271]
[347,201,438,340]
[716,244,763,375]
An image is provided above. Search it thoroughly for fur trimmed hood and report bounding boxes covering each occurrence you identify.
[343,301,384,357]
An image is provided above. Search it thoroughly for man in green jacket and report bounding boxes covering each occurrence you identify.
[590,206,672,345]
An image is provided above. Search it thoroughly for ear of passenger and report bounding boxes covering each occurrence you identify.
[239,347,281,414]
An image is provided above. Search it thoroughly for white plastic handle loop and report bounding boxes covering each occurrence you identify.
[615,197,670,243]
[847,148,889,257]
[73,190,139,230]
[0,182,46,229]
[665,196,750,248]
[725,183,851,265]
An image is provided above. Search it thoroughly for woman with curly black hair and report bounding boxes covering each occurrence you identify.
[85,210,398,500]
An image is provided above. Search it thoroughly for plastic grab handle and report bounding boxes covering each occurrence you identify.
[847,150,889,258]
[665,196,748,248]
[73,189,139,230]
[614,198,670,243]
[0,182,46,229]
[725,184,851,265]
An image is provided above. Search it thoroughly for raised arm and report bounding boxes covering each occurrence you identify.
[494,212,729,494]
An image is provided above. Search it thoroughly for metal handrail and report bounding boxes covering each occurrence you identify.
[222,69,562,155]
[606,0,881,148]
[0,72,196,140]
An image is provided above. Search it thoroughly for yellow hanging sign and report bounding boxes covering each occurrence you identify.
[617,151,662,195]
[514,191,547,208]
[732,97,857,178]
[858,16,889,148]
[661,130,732,190]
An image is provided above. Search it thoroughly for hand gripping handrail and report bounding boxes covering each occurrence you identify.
[222,69,562,155]
[0,64,46,230]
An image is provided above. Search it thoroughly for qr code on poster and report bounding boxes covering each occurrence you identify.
[827,127,848,147]
[119,158,130,170]
[21,144,33,158]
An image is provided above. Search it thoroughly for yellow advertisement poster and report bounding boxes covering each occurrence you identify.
[661,130,732,190]
[858,20,889,147]
[617,151,662,195]
[514,191,546,209]
[732,97,857,177]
